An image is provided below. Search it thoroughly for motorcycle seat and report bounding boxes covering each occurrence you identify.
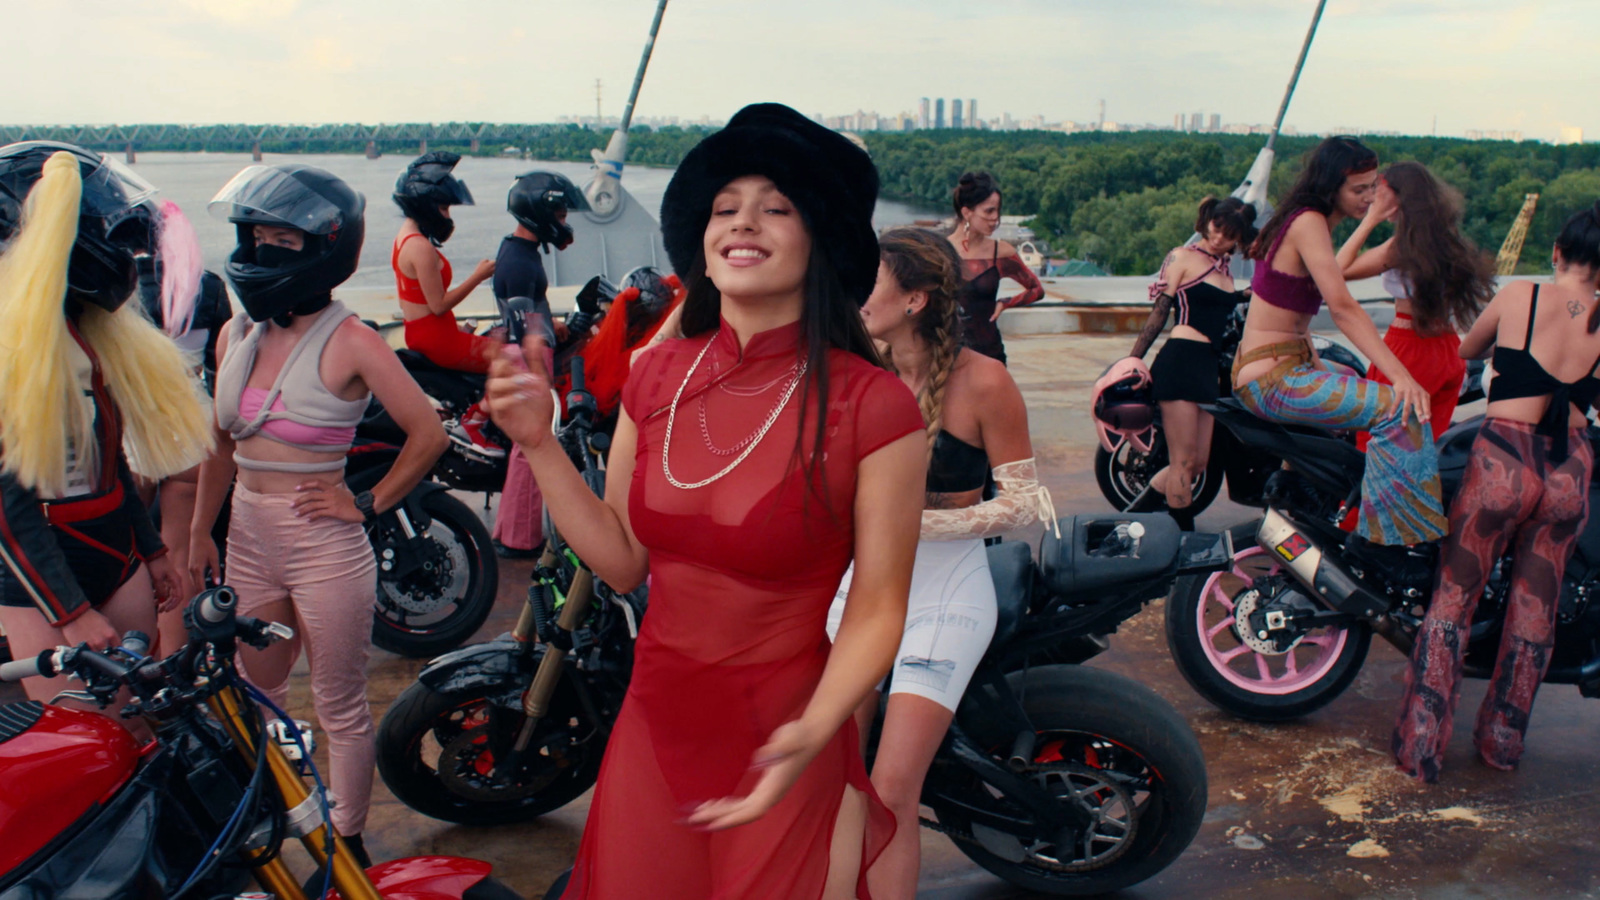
[985,540,1033,648]
[395,349,488,384]
[1205,398,1363,496]
[1038,514,1182,598]
[0,700,44,745]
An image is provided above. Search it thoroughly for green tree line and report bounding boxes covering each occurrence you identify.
[857,130,1600,276]
[97,123,1600,276]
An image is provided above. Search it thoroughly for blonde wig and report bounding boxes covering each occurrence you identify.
[0,151,211,495]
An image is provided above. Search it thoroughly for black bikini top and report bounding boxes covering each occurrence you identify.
[1489,284,1600,461]
[927,430,989,493]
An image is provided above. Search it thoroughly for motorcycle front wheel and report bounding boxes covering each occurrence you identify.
[1093,436,1223,515]
[925,665,1208,896]
[377,674,606,825]
[371,490,498,658]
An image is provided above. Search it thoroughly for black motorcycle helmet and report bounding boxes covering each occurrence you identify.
[209,163,365,325]
[393,151,473,245]
[618,266,673,316]
[0,141,157,313]
[507,171,589,251]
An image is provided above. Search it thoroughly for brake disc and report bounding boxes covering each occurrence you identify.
[436,722,565,802]
[1234,584,1309,656]
[378,529,470,616]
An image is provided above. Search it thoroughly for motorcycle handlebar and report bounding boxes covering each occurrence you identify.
[0,650,55,683]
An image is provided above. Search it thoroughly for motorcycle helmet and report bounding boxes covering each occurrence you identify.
[1092,357,1156,454]
[508,171,590,251]
[393,151,473,245]
[209,163,365,325]
[0,140,158,313]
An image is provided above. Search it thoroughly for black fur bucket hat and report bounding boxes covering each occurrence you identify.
[660,103,880,304]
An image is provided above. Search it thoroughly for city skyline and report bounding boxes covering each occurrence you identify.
[4,0,1593,143]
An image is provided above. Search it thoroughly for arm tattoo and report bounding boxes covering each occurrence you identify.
[1130,293,1174,360]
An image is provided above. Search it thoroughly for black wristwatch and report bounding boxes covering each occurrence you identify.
[353,490,379,522]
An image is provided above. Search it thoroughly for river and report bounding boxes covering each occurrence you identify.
[124,151,945,317]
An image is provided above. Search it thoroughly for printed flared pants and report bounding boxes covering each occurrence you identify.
[1393,418,1592,781]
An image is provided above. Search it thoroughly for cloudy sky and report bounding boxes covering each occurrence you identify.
[6,0,1593,141]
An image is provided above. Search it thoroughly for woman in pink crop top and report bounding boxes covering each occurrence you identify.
[1232,137,1448,558]
[189,163,448,867]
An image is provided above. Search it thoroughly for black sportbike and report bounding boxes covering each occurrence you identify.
[1096,299,1413,516]
[1166,402,1600,721]
[379,359,1222,896]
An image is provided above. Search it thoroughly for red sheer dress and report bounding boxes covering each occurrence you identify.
[561,318,924,899]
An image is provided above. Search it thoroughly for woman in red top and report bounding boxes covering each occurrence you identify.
[486,103,925,899]
[947,172,1045,364]
[391,152,498,450]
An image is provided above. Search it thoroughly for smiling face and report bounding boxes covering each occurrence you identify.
[1335,169,1380,220]
[962,192,1001,238]
[701,174,812,302]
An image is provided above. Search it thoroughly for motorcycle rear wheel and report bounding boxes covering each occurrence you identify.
[371,491,498,658]
[926,665,1207,896]
[1166,527,1372,721]
[377,676,605,825]
[1094,436,1223,515]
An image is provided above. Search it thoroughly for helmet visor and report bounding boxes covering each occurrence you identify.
[208,165,347,235]
[93,155,158,214]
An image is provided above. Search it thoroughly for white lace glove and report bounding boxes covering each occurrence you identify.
[921,457,1059,541]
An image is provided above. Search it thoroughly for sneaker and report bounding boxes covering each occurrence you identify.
[448,419,508,459]
[493,540,542,560]
[266,718,316,761]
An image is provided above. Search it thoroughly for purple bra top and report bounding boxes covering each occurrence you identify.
[1250,208,1324,316]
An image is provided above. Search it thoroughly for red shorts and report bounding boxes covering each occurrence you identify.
[403,311,493,374]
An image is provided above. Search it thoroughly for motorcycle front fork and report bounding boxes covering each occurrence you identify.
[505,539,596,763]
[209,687,381,900]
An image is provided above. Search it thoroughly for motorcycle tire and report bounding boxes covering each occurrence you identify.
[371,491,498,659]
[926,665,1207,897]
[376,676,605,825]
[1094,438,1224,515]
[1165,525,1372,721]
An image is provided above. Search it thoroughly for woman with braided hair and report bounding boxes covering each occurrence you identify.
[827,226,1051,899]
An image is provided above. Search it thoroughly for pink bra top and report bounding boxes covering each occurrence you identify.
[1250,208,1324,316]
[238,388,357,449]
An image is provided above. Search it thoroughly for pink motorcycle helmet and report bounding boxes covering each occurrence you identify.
[1092,357,1156,454]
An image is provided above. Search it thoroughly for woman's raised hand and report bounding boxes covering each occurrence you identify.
[485,337,557,452]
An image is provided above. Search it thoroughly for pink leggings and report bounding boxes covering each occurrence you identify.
[227,484,378,835]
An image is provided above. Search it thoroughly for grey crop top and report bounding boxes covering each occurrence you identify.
[213,301,370,474]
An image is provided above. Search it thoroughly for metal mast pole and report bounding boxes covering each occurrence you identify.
[619,0,669,134]
[1267,0,1327,150]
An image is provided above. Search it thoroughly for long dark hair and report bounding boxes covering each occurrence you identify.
[1250,136,1377,260]
[679,239,882,498]
[1555,201,1600,333]
[1382,161,1495,337]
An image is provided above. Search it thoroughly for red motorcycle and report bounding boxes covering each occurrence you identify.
[0,587,522,900]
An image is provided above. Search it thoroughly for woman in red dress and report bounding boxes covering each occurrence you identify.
[486,104,926,899]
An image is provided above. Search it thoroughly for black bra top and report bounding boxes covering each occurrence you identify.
[927,430,989,493]
[1489,284,1600,461]
[1174,281,1239,344]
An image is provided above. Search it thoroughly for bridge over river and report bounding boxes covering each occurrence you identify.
[0,123,590,159]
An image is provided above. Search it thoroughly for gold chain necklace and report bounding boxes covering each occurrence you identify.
[662,336,808,490]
